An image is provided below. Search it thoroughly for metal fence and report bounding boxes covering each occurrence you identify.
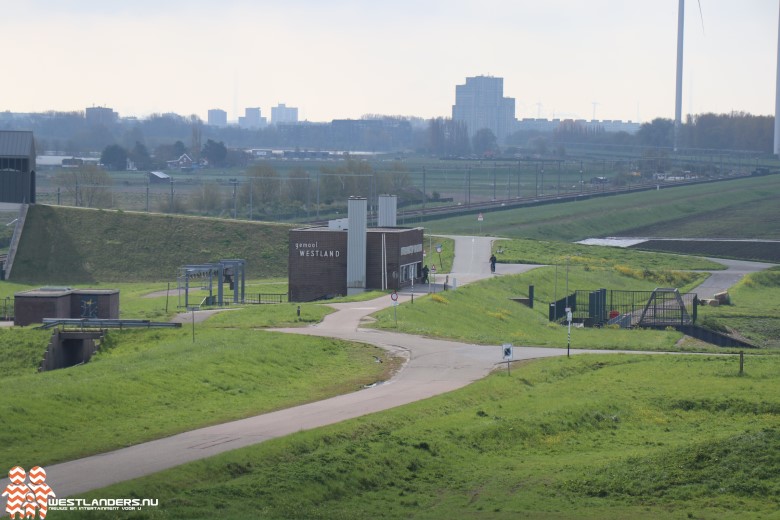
[551,288,697,328]
[245,293,288,304]
[33,156,762,223]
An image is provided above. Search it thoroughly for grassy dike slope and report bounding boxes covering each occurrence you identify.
[0,303,396,467]
[11,205,292,283]
[58,354,780,519]
[425,175,780,241]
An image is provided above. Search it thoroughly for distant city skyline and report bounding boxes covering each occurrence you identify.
[2,1,777,124]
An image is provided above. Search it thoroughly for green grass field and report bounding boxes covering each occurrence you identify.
[425,175,780,242]
[491,238,724,271]
[2,178,779,518]
[54,353,780,519]
[370,265,712,351]
[0,304,395,467]
[10,205,292,283]
[698,266,780,349]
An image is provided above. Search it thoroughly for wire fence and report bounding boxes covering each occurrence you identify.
[33,156,761,222]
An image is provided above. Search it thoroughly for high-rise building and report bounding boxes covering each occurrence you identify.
[271,103,298,124]
[452,76,515,143]
[207,109,227,127]
[85,106,118,126]
[238,107,266,129]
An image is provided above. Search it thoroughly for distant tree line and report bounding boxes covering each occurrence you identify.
[1,109,775,161]
[52,156,416,220]
[531,112,775,155]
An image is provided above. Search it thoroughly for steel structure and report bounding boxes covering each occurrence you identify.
[177,259,245,308]
[554,287,697,328]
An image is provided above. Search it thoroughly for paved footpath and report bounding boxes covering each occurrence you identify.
[12,238,773,497]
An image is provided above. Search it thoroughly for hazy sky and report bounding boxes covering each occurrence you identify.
[2,1,777,123]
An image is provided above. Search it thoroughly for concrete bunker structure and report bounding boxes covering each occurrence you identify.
[14,287,119,326]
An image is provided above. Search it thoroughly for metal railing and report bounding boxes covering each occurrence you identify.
[245,293,288,304]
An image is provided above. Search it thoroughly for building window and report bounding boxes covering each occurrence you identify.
[400,262,418,283]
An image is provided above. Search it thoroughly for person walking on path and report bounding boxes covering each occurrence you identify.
[489,254,497,274]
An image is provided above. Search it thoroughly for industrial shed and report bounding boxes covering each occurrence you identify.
[14,287,120,326]
[0,130,36,204]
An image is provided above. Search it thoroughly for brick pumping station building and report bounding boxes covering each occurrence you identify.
[288,196,424,302]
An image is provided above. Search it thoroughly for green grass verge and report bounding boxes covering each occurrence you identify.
[698,266,780,349]
[0,308,393,467]
[425,175,780,242]
[492,238,724,270]
[369,265,709,350]
[425,235,454,273]
[58,354,780,519]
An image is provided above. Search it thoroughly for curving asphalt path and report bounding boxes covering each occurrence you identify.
[691,258,775,299]
[10,238,774,498]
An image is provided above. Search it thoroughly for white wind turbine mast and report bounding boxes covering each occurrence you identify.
[775,2,780,155]
[677,1,779,155]
[674,0,685,151]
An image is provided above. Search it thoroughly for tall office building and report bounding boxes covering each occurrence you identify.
[238,107,266,128]
[452,76,515,143]
[85,106,118,125]
[207,108,228,127]
[271,103,298,124]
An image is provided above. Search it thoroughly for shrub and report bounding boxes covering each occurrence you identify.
[431,294,448,304]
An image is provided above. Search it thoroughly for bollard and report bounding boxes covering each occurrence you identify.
[739,351,744,375]
[297,305,301,317]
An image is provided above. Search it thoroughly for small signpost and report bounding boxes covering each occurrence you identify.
[391,291,399,326]
[477,213,484,233]
[431,265,437,293]
[502,343,513,375]
[566,307,572,358]
[188,306,197,342]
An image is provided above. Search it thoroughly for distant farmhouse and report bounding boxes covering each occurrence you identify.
[166,153,194,170]
[0,130,36,205]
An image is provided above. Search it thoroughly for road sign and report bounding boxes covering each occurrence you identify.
[502,343,513,360]
[390,291,398,301]
[431,265,436,273]
[477,213,484,222]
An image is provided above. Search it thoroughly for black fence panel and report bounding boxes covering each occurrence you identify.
[554,288,697,328]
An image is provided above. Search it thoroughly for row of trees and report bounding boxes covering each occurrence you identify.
[551,112,774,153]
[52,160,416,218]
[99,139,232,171]
[5,109,776,162]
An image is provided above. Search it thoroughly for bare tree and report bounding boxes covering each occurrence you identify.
[55,164,113,208]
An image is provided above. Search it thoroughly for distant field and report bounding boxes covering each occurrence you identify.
[492,238,724,270]
[633,239,780,263]
[425,175,780,243]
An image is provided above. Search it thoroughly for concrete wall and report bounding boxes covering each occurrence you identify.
[39,330,103,372]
